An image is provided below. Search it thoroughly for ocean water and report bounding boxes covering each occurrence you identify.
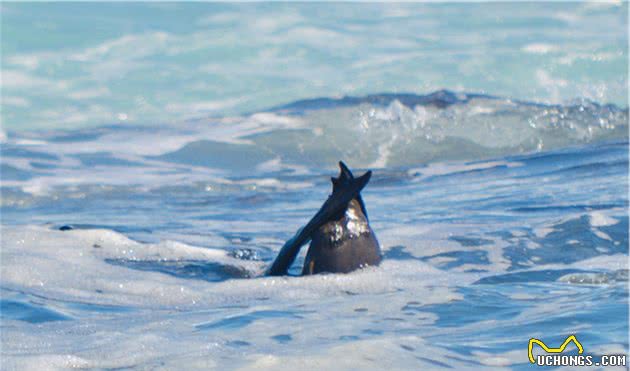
[1,2,629,370]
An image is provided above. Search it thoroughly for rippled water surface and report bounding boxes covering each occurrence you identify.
[1,2,628,370]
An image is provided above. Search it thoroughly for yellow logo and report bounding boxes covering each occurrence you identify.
[528,335,584,363]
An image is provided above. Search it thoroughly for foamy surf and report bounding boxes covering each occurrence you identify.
[1,2,628,370]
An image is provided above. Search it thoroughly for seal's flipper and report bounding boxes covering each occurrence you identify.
[339,161,354,181]
[334,161,369,221]
[331,162,352,193]
[266,170,372,276]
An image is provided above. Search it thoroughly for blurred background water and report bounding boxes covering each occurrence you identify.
[1,2,627,132]
[1,2,628,370]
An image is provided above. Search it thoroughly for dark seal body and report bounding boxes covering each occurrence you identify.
[302,199,381,275]
[266,161,381,276]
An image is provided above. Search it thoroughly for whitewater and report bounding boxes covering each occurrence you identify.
[1,2,628,370]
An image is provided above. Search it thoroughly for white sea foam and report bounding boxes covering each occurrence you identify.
[0,225,467,309]
[408,160,523,180]
[1,4,628,368]
[522,43,556,54]
[0,224,473,369]
[3,3,627,132]
[589,211,619,227]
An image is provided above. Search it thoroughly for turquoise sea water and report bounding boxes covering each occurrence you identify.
[1,3,628,370]
[1,2,628,131]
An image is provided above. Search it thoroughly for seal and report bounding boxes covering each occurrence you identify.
[267,161,381,276]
